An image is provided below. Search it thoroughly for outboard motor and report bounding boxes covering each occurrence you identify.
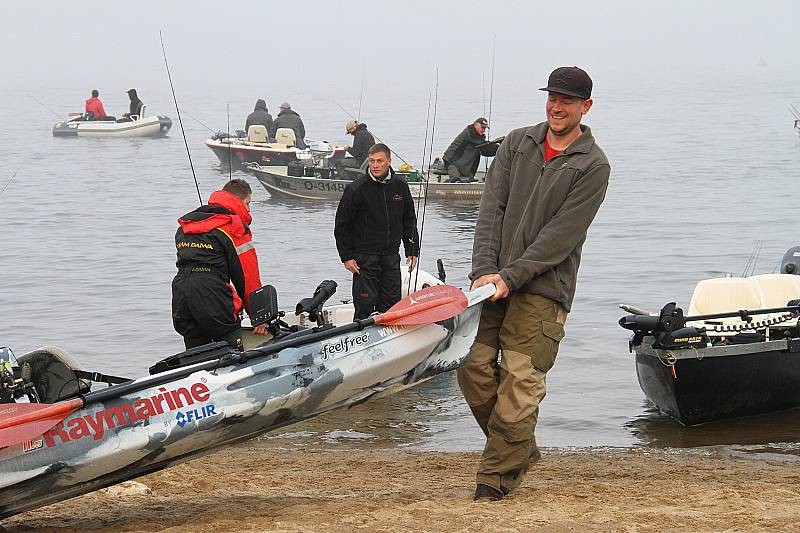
[780,246,800,275]
[296,280,338,326]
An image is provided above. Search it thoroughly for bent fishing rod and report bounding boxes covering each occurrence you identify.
[27,96,63,121]
[159,30,202,205]
[332,100,411,165]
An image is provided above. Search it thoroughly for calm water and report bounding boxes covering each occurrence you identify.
[2,64,800,459]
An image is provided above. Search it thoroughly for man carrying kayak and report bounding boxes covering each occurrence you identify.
[172,179,268,350]
[458,66,610,501]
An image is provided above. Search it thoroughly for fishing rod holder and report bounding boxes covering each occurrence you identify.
[296,280,338,327]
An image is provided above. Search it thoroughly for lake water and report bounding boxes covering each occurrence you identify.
[2,63,800,459]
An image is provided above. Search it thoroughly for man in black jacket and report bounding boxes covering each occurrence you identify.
[274,102,307,149]
[335,120,376,178]
[334,143,419,319]
[245,99,274,140]
[120,88,144,121]
[443,117,501,182]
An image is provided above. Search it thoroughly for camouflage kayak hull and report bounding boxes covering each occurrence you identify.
[0,285,491,520]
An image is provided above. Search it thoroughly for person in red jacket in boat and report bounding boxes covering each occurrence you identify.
[84,89,111,121]
[172,179,268,350]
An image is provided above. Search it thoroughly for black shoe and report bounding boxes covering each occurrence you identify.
[473,484,504,501]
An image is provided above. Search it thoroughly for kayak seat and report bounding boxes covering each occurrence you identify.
[16,346,92,403]
[275,128,297,147]
[247,125,268,143]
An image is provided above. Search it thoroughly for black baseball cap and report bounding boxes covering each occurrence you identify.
[475,117,489,127]
[539,66,592,99]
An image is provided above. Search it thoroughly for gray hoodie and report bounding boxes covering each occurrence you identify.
[470,122,610,311]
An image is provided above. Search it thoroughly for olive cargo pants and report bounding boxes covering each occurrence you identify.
[457,292,567,493]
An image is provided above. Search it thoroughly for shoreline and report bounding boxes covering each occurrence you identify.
[4,441,799,532]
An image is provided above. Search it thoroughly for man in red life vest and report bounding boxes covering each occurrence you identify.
[84,89,107,120]
[172,179,267,350]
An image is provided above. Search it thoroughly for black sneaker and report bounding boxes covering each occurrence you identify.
[473,484,504,501]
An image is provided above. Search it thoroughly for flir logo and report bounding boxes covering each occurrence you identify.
[175,404,217,427]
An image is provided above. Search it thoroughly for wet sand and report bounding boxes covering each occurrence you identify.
[3,441,799,532]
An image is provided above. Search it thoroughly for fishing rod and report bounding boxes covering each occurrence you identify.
[27,96,63,120]
[484,36,496,173]
[227,103,233,180]
[332,100,410,165]
[184,111,217,134]
[482,73,486,118]
[357,67,365,122]
[0,166,21,199]
[414,69,439,291]
[159,30,202,205]
[408,91,433,295]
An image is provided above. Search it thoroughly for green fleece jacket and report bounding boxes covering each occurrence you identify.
[470,122,610,311]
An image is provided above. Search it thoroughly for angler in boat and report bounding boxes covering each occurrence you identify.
[245,99,275,141]
[84,89,114,121]
[335,120,375,178]
[334,143,419,319]
[274,102,307,149]
[441,117,501,183]
[119,88,144,122]
[172,179,269,351]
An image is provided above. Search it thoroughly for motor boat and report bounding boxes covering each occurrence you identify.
[52,108,172,137]
[619,247,800,425]
[206,125,346,168]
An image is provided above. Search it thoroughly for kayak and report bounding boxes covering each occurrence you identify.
[0,272,493,519]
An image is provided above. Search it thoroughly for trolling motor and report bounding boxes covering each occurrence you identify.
[619,303,709,350]
[296,280,338,327]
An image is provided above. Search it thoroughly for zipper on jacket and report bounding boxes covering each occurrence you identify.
[383,185,390,247]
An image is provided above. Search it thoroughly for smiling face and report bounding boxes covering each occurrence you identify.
[546,92,593,138]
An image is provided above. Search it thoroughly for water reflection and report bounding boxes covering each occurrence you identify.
[260,373,474,451]
[626,401,800,459]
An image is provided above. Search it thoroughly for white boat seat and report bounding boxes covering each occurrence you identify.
[687,278,764,332]
[749,274,800,308]
[687,275,800,333]
[247,125,268,143]
[136,105,146,120]
[275,128,297,147]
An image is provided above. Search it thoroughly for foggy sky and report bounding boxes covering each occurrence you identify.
[0,0,797,151]
[1,0,796,92]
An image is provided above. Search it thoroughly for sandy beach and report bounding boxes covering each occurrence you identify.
[3,439,799,532]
